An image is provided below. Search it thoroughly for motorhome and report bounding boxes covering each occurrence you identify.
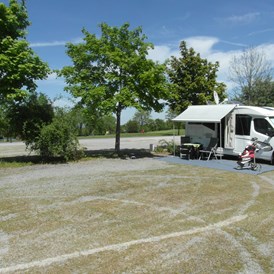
[173,104,274,164]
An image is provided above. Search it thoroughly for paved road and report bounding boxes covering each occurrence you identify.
[0,136,180,157]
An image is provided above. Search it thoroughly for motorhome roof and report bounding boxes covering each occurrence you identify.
[173,104,274,123]
[235,105,274,117]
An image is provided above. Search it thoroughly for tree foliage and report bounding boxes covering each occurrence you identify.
[59,22,168,151]
[132,109,151,128]
[0,104,10,139]
[167,41,226,114]
[5,92,54,146]
[33,114,83,161]
[0,0,50,102]
[242,79,274,106]
[229,46,273,105]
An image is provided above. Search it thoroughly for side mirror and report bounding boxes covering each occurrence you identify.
[267,129,274,137]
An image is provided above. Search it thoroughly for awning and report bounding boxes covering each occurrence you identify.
[173,104,237,123]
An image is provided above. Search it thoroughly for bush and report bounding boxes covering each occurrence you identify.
[32,116,83,161]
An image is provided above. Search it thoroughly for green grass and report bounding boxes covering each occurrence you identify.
[0,160,33,168]
[79,129,185,139]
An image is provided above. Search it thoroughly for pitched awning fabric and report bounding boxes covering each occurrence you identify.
[173,104,237,123]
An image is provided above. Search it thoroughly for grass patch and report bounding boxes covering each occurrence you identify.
[0,160,33,168]
[79,129,185,139]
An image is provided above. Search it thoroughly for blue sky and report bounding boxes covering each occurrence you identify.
[3,0,274,123]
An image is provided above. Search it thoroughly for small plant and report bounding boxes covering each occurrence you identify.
[155,139,179,155]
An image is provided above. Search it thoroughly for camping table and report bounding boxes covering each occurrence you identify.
[182,143,203,159]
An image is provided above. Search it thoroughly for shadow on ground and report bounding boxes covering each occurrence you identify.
[84,148,157,159]
[0,155,66,164]
[0,149,159,165]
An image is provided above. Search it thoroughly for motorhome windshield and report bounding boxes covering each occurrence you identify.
[254,118,274,136]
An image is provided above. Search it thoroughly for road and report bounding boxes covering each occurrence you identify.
[0,136,180,157]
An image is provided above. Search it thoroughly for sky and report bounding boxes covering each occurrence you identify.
[3,0,274,124]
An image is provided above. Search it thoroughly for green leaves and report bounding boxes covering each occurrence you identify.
[59,23,168,150]
[0,0,29,40]
[34,115,83,161]
[60,23,168,112]
[167,41,226,114]
[0,1,49,103]
[5,92,54,143]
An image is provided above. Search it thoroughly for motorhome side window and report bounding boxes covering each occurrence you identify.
[254,118,273,135]
[188,122,215,131]
[236,114,251,135]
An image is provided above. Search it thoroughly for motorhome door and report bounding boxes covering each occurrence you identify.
[224,112,235,148]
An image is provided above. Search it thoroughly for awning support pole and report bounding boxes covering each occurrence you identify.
[173,122,175,156]
[220,122,222,148]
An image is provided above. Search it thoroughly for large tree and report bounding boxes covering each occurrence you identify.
[59,23,168,151]
[229,46,272,105]
[0,0,50,102]
[167,41,226,114]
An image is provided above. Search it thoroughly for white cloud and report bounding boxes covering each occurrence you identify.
[148,45,179,63]
[46,72,58,80]
[30,37,83,48]
[38,72,65,86]
[248,28,274,37]
[184,36,219,56]
[30,41,67,47]
[257,43,274,64]
[226,12,260,24]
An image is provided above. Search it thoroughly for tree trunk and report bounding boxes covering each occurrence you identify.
[115,105,122,152]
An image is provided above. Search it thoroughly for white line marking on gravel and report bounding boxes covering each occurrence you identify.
[238,181,260,215]
[0,214,247,273]
[220,230,264,273]
[259,175,274,187]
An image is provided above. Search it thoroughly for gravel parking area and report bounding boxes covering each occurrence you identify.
[0,137,273,273]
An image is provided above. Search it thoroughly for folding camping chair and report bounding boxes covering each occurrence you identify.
[199,137,218,160]
[180,136,191,159]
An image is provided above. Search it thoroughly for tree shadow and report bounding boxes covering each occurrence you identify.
[84,148,158,159]
[0,149,160,165]
[0,155,67,164]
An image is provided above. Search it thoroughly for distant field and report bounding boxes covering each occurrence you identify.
[0,156,273,273]
[79,129,185,139]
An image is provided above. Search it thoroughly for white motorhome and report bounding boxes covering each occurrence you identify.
[173,104,274,164]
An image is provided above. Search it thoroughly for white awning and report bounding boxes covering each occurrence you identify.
[173,104,237,123]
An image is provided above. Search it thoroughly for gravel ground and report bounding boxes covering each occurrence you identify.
[0,136,273,273]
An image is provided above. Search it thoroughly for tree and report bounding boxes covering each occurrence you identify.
[0,0,50,102]
[5,92,54,147]
[167,41,226,114]
[132,109,151,132]
[124,119,139,133]
[244,79,274,106]
[229,46,272,105]
[59,23,168,151]
[154,118,169,131]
